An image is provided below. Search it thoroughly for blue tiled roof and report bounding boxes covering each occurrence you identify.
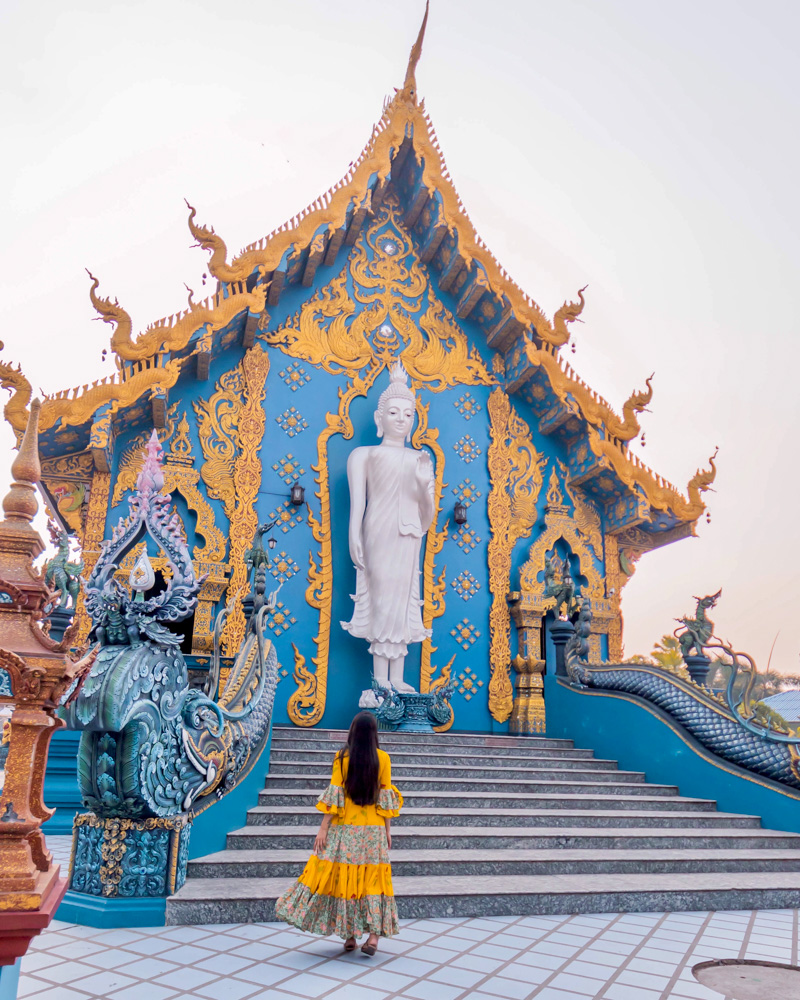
[762,690,800,722]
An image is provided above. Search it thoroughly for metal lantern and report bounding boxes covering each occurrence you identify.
[268,534,277,550]
[290,482,305,506]
[454,502,468,525]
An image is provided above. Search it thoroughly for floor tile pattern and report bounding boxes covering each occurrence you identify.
[20,903,798,1000]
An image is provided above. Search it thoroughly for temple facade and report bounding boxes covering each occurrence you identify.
[0,17,715,736]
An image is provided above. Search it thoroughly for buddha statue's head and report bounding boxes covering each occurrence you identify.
[375,361,416,443]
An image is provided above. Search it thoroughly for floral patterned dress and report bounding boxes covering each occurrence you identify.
[275,747,403,938]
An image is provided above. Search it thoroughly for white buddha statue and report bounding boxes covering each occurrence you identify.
[341,362,435,706]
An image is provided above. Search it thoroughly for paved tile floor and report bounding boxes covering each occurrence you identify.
[18,837,798,1000]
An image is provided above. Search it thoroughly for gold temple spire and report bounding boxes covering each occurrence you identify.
[2,398,41,524]
[401,1,429,103]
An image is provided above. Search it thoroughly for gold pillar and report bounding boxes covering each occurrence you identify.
[509,596,546,734]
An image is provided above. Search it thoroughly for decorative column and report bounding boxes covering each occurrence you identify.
[550,618,576,677]
[509,596,546,734]
[0,401,95,974]
[509,654,546,734]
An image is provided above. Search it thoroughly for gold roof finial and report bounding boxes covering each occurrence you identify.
[401,1,429,104]
[2,398,41,524]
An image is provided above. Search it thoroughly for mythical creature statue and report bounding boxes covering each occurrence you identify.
[62,430,279,899]
[427,670,457,727]
[565,597,800,790]
[544,551,577,618]
[674,590,721,659]
[43,522,83,609]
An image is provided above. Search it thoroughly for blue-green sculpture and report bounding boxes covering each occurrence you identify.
[565,597,800,790]
[63,431,280,900]
[674,590,721,659]
[43,523,83,609]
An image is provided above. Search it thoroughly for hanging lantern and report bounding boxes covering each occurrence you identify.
[268,534,277,550]
[454,502,468,525]
[290,482,305,506]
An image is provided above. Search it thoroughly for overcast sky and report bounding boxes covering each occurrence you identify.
[1,0,798,671]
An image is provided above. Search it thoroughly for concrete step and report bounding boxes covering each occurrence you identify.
[166,870,800,925]
[245,805,755,830]
[263,774,669,795]
[228,824,796,851]
[188,847,800,879]
[269,748,617,770]
[256,788,719,812]
[271,727,577,751]
[270,743,599,762]
[268,759,622,777]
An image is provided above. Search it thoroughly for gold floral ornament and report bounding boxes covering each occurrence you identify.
[220,347,271,655]
[411,397,448,695]
[193,365,247,522]
[486,389,547,723]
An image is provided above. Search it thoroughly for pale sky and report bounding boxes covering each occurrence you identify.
[1,0,798,671]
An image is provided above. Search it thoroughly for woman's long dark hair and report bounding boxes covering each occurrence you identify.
[337,711,380,806]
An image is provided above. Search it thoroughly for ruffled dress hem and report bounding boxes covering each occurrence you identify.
[275,882,399,939]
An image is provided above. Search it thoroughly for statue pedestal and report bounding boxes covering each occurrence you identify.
[395,693,435,733]
[684,654,711,687]
[373,691,443,733]
[69,813,191,899]
[46,606,74,644]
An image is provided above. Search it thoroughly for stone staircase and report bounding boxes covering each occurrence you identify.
[166,726,800,924]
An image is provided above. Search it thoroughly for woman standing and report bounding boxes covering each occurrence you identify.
[275,711,403,955]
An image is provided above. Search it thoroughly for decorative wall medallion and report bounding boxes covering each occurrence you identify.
[454,525,482,552]
[269,499,305,534]
[457,666,484,701]
[453,435,481,464]
[454,392,482,420]
[279,362,310,391]
[451,570,480,601]
[266,600,296,635]
[451,617,480,649]
[270,551,299,584]
[275,407,308,438]
[453,478,482,507]
[272,453,306,485]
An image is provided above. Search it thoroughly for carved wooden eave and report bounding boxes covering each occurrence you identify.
[0,11,717,542]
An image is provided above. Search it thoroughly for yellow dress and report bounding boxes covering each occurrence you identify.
[275,747,403,938]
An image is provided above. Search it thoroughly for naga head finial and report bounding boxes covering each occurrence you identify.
[400,1,429,104]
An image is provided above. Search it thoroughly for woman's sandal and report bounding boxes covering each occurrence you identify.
[344,937,357,952]
[361,939,378,956]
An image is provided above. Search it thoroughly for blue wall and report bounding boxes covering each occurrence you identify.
[545,675,800,834]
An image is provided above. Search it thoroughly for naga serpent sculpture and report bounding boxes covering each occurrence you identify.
[565,598,800,790]
[61,431,279,898]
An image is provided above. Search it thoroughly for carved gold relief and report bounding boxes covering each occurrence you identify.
[193,366,246,521]
[262,199,495,393]
[411,398,448,695]
[220,348,271,655]
[486,389,547,724]
[557,460,602,559]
